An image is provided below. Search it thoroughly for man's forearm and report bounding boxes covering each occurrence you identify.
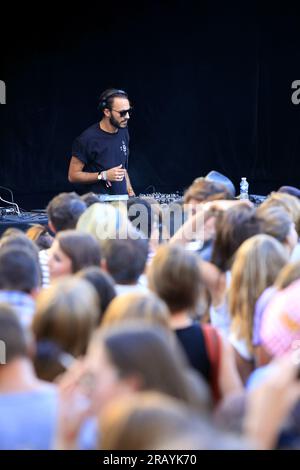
[125,171,134,191]
[68,170,99,184]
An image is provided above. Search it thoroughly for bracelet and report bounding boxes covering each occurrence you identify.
[102,171,107,181]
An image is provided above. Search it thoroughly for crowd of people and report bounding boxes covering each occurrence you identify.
[1,177,300,450]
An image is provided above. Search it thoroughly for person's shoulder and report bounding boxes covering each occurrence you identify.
[0,382,58,403]
[176,321,203,337]
[76,122,100,142]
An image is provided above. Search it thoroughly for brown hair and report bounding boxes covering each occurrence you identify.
[0,303,28,363]
[148,244,202,313]
[56,230,101,273]
[256,205,293,244]
[32,277,99,381]
[100,391,203,450]
[184,178,232,204]
[258,192,300,236]
[211,204,262,272]
[91,324,208,409]
[103,235,149,284]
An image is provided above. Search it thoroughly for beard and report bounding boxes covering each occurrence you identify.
[109,115,127,129]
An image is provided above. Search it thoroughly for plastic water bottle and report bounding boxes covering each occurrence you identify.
[239,177,249,200]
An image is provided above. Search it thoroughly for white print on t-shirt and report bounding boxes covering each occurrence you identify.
[120,140,128,156]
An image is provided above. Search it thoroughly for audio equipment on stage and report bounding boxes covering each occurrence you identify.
[0,207,18,217]
[97,194,129,202]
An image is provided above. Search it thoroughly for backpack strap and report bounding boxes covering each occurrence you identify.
[202,323,222,404]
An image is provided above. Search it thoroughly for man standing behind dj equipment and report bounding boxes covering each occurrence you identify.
[68,88,135,197]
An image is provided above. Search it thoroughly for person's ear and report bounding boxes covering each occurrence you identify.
[30,287,41,300]
[285,223,298,253]
[25,330,36,361]
[48,220,56,235]
[123,373,144,393]
[103,108,111,118]
[101,258,108,272]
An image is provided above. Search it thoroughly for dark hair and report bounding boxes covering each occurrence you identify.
[46,192,87,232]
[127,197,153,239]
[80,192,100,208]
[0,303,28,363]
[0,234,42,283]
[98,88,128,112]
[0,246,41,292]
[34,339,74,382]
[56,230,101,273]
[103,235,149,284]
[211,204,262,272]
[256,205,293,244]
[77,267,116,320]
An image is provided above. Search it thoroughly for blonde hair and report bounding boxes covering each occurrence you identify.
[275,261,300,290]
[76,202,130,243]
[229,234,288,352]
[102,292,170,329]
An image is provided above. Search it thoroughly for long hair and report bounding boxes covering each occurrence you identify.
[91,324,209,410]
[229,234,288,353]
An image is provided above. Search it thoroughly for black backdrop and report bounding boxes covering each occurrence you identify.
[1,1,300,209]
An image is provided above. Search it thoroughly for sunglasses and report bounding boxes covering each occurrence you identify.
[111,107,133,118]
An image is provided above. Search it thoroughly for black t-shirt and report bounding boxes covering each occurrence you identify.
[71,122,129,195]
[175,322,211,384]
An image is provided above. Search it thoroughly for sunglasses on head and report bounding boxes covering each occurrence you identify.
[111,107,133,117]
